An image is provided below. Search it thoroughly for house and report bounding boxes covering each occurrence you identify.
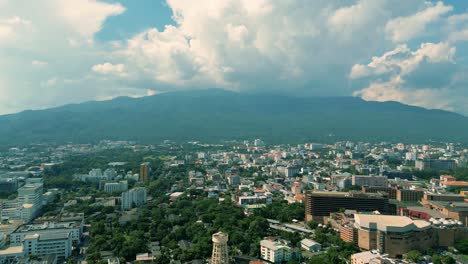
[300,238,321,252]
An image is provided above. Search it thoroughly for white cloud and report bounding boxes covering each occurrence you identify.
[55,0,125,39]
[0,0,467,116]
[92,63,126,76]
[31,60,48,67]
[385,1,453,42]
[352,42,466,113]
[350,42,456,78]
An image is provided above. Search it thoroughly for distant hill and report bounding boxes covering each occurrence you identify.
[0,89,467,145]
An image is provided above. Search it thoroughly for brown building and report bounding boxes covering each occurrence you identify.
[354,214,435,258]
[305,191,392,223]
[396,189,423,202]
[139,162,150,183]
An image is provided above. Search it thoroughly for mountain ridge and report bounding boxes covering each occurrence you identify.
[1,89,467,145]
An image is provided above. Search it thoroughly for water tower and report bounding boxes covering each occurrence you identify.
[211,232,229,264]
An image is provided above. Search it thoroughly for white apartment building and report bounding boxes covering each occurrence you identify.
[23,231,73,260]
[260,239,295,264]
[121,187,147,210]
[104,181,128,193]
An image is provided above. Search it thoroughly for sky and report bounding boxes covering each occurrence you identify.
[0,0,467,115]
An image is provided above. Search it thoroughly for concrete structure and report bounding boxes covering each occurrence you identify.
[139,162,150,183]
[121,187,147,211]
[305,191,392,223]
[211,232,229,264]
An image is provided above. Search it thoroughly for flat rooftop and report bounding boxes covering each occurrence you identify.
[355,214,431,232]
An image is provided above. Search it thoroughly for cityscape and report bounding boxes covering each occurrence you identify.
[1,0,468,263]
[0,140,466,263]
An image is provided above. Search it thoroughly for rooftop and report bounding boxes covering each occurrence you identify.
[355,214,431,232]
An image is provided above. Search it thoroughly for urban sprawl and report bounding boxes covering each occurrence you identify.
[0,140,467,264]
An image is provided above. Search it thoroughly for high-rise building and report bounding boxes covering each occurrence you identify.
[17,183,43,222]
[305,191,391,223]
[139,162,150,182]
[211,232,229,264]
[121,187,147,211]
[104,181,128,193]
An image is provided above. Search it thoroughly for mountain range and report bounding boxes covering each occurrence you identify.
[0,89,467,145]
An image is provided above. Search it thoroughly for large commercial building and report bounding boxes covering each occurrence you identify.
[121,187,147,211]
[353,214,433,258]
[305,191,392,223]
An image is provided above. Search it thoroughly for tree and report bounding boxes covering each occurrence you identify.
[455,238,468,254]
[405,250,421,263]
[441,255,456,264]
[307,220,318,229]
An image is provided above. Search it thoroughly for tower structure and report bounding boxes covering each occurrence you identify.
[211,232,229,264]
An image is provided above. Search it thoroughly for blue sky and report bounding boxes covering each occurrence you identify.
[97,0,174,41]
[0,0,467,116]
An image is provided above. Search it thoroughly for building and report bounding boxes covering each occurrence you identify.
[228,175,241,186]
[260,238,300,264]
[23,232,73,260]
[362,186,396,200]
[121,187,147,211]
[104,181,128,193]
[351,251,389,264]
[0,178,18,192]
[139,162,150,183]
[16,183,43,222]
[237,193,272,210]
[10,221,82,246]
[396,189,423,202]
[305,191,392,223]
[352,175,388,187]
[415,159,456,170]
[354,214,433,258]
[0,231,73,263]
[300,238,321,252]
[285,166,300,178]
[440,181,468,190]
[211,232,229,264]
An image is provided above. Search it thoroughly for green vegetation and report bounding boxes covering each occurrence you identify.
[1,90,467,145]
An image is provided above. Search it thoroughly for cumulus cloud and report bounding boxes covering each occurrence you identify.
[352,42,466,113]
[385,1,453,43]
[92,63,126,76]
[0,0,467,116]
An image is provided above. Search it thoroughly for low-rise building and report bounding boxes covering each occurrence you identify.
[260,238,300,264]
